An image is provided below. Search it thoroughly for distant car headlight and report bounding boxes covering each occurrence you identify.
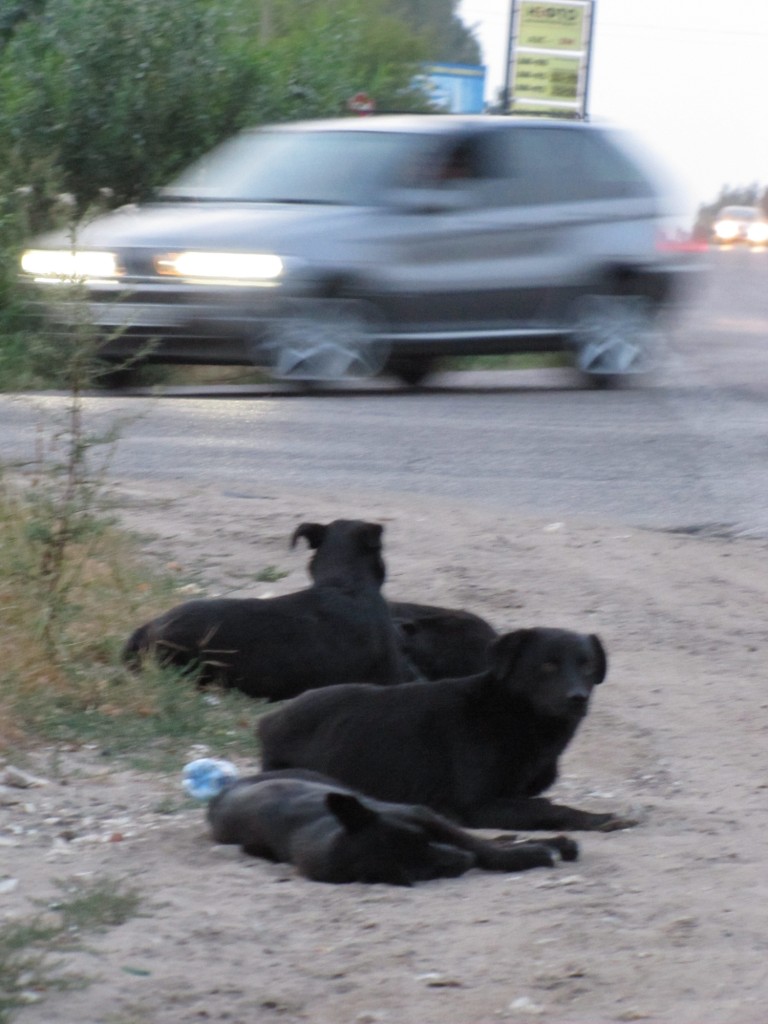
[713,219,739,241]
[154,251,284,285]
[20,249,121,281]
[747,221,768,245]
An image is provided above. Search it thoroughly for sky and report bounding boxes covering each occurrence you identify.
[457,0,768,208]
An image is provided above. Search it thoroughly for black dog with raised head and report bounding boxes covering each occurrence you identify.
[123,519,403,701]
[207,769,578,885]
[259,627,635,831]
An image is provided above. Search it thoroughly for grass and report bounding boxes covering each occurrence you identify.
[146,353,570,385]
[0,477,268,766]
[0,299,271,767]
[254,564,289,583]
[444,352,569,372]
[0,456,267,1020]
[0,311,58,392]
[0,877,142,1023]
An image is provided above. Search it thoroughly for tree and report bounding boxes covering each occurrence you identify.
[0,0,268,208]
[0,0,46,49]
[0,0,440,210]
[251,0,432,120]
[385,0,482,64]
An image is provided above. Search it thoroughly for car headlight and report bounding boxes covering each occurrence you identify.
[20,249,121,281]
[747,221,768,245]
[713,219,738,241]
[154,251,284,285]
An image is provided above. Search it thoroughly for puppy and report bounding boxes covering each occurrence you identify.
[207,769,578,885]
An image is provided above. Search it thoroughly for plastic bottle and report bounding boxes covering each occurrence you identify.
[182,757,239,801]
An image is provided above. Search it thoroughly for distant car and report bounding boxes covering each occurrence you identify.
[711,205,768,247]
[20,115,703,387]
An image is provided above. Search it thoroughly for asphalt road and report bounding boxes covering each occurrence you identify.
[2,248,767,535]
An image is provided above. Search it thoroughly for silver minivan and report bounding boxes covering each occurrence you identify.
[21,115,703,386]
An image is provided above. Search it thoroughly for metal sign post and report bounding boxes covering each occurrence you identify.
[504,1,596,118]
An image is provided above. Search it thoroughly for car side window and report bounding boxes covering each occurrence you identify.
[496,127,655,204]
[438,141,477,182]
[404,136,496,189]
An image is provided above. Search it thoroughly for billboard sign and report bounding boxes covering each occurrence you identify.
[420,63,487,114]
[506,1,594,116]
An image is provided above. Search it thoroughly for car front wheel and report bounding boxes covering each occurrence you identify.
[571,294,665,386]
[264,299,389,382]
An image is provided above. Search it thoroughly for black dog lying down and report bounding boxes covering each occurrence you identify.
[389,601,497,680]
[208,770,578,885]
[259,627,636,832]
[123,519,403,700]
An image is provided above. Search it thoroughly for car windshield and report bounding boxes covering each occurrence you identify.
[160,129,433,205]
[718,206,759,220]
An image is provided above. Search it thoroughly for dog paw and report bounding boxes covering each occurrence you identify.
[558,836,579,861]
[546,835,579,861]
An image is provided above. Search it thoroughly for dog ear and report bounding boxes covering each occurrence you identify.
[489,629,535,681]
[589,634,608,684]
[291,522,327,550]
[325,792,379,834]
[357,522,383,551]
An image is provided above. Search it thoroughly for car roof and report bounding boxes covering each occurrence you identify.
[247,114,600,137]
[718,205,760,218]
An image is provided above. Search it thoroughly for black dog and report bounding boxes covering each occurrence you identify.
[123,520,403,700]
[389,601,497,680]
[207,769,578,885]
[259,628,635,831]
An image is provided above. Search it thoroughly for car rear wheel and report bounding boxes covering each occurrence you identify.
[264,299,389,382]
[571,294,665,385]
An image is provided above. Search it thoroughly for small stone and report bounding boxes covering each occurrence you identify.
[36,911,65,931]
[18,990,43,1004]
[534,873,584,888]
[415,972,463,988]
[509,996,544,1014]
[46,838,76,859]
[177,583,204,595]
[1,766,49,789]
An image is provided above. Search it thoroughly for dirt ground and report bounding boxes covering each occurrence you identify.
[2,479,767,1024]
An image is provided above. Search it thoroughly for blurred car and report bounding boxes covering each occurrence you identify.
[711,205,768,247]
[20,115,703,387]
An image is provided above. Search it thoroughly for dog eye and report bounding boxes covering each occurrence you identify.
[540,661,558,674]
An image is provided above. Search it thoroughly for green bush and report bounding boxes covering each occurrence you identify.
[0,0,439,213]
[0,0,264,209]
